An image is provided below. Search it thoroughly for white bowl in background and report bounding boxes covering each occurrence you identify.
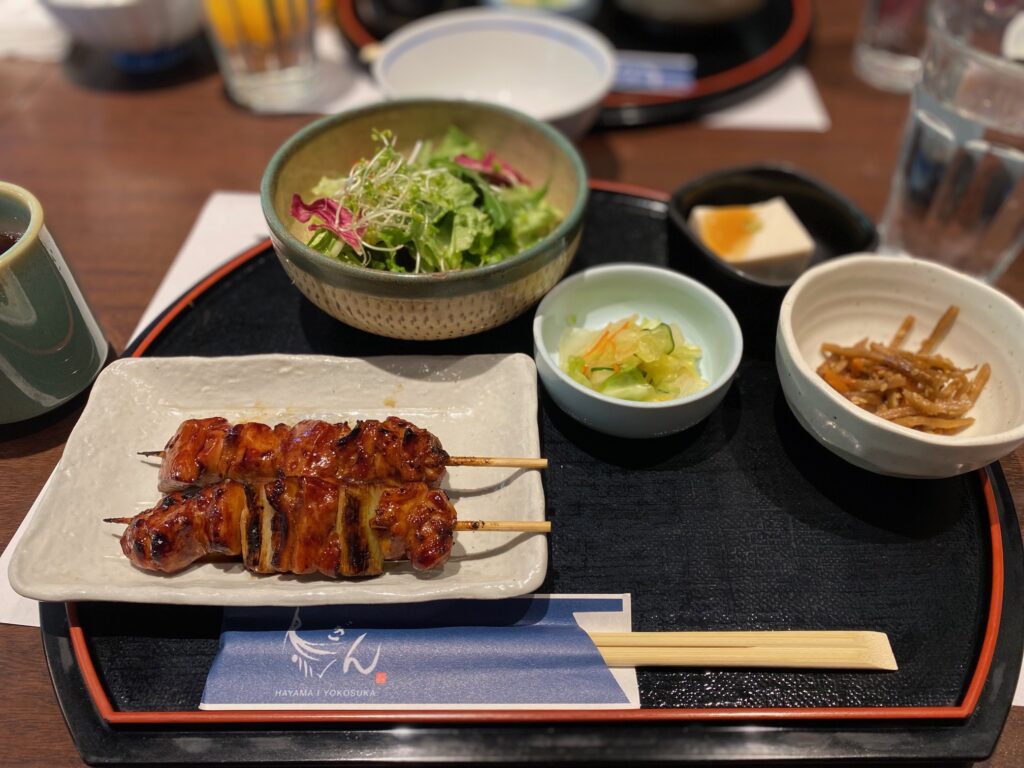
[776,254,1024,479]
[371,8,616,139]
[40,0,203,54]
[533,263,743,438]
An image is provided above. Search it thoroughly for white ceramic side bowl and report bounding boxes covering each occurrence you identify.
[372,8,616,139]
[777,254,1024,478]
[41,0,203,53]
[533,264,743,438]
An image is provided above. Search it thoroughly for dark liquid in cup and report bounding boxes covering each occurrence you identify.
[0,231,21,256]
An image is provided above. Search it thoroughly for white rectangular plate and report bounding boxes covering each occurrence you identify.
[8,354,547,606]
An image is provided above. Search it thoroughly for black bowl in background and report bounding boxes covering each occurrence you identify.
[668,165,878,358]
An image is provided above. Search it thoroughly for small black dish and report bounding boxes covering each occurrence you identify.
[667,164,878,357]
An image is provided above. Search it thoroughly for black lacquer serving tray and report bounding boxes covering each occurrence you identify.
[335,0,812,128]
[41,184,1023,764]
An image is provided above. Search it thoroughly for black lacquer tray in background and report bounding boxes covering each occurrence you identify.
[41,186,1023,765]
[335,0,813,128]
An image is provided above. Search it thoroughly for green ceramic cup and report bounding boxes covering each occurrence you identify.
[0,182,109,424]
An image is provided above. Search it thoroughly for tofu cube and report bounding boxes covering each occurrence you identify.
[689,197,815,281]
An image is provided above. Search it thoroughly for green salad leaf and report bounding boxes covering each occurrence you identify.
[289,127,562,273]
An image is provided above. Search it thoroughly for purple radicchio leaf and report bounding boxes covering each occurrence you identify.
[290,194,365,252]
[453,152,529,187]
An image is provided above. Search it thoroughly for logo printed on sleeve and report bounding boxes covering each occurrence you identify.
[284,607,382,683]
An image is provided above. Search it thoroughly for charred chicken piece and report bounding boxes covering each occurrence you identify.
[157,416,449,493]
[111,478,457,577]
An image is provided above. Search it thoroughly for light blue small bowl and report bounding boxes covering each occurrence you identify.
[533,263,743,438]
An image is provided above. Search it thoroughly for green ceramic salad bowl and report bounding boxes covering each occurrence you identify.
[261,99,588,340]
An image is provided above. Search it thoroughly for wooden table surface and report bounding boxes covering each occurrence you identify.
[1,1,1021,765]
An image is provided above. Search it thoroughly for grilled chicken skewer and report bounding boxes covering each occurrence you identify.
[109,478,454,576]
[155,416,444,493]
[106,478,549,577]
[150,417,546,494]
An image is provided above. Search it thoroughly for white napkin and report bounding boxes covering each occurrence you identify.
[0,0,69,61]
[702,67,830,132]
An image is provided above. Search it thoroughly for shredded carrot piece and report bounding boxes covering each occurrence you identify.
[583,318,633,361]
[821,368,852,394]
[582,330,610,359]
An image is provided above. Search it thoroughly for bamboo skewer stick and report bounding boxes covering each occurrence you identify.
[455,520,550,532]
[137,450,548,471]
[447,456,548,470]
[105,517,550,533]
[588,631,897,671]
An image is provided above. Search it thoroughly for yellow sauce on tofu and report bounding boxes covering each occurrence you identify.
[697,206,758,260]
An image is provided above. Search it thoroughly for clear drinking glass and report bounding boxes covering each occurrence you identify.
[853,0,928,93]
[877,0,1024,283]
[203,0,317,111]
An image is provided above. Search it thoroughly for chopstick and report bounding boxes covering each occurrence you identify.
[588,631,897,671]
